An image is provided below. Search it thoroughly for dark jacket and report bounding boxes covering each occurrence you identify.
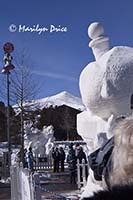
[59,149,65,161]
[67,148,77,171]
[82,184,133,200]
[52,149,60,161]
[77,148,87,163]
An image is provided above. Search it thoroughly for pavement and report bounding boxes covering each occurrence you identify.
[39,170,81,200]
[0,182,11,200]
[0,170,81,200]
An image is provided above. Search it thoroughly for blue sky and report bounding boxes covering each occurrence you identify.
[1,0,133,100]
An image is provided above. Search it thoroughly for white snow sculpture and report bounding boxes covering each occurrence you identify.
[80,22,133,120]
[77,22,133,199]
[24,124,54,156]
[78,21,133,142]
[44,126,55,155]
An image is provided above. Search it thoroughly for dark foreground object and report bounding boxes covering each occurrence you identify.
[83,184,133,200]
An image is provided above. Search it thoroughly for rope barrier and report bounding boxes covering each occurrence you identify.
[34,182,72,200]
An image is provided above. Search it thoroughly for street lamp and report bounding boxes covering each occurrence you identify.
[1,42,15,169]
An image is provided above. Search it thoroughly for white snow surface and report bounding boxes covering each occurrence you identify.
[13,91,85,112]
[80,46,133,120]
[78,22,133,198]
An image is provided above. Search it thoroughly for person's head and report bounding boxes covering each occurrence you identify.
[75,143,80,150]
[76,143,80,147]
[109,116,133,187]
[29,147,32,151]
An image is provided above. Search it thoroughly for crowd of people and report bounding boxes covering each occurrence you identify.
[52,147,65,172]
[23,143,88,185]
[52,143,88,184]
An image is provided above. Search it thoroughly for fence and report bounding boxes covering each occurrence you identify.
[33,154,89,189]
[77,159,90,189]
[33,154,53,171]
[33,154,69,171]
[10,163,41,200]
[10,160,89,200]
[10,163,70,200]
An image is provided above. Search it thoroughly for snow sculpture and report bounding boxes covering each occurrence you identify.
[24,124,54,156]
[80,22,133,121]
[78,21,133,141]
[77,22,133,198]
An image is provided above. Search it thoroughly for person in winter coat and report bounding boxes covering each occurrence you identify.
[67,143,77,184]
[52,147,60,172]
[59,147,65,172]
[27,147,34,171]
[77,146,88,181]
[77,146,87,163]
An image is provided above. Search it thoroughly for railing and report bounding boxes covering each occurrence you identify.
[33,155,89,189]
[10,163,70,200]
[33,155,69,171]
[33,154,53,171]
[10,159,89,200]
[10,163,41,200]
[77,159,89,189]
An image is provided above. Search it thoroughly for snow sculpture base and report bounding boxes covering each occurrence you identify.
[77,111,113,151]
[79,170,104,199]
[77,110,114,198]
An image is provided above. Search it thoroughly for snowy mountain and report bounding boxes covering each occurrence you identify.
[14,91,85,112]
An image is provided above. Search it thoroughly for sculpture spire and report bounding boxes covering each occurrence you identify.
[88,22,109,60]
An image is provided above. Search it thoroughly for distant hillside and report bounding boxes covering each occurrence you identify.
[21,91,84,141]
[13,91,85,112]
[0,91,84,143]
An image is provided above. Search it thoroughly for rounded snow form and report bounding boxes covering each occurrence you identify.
[88,22,109,60]
[88,22,104,39]
[79,22,133,120]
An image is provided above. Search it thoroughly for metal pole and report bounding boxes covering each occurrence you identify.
[2,42,15,172]
[21,106,24,164]
[7,71,11,169]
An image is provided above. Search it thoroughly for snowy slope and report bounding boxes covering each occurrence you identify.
[14,91,85,112]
